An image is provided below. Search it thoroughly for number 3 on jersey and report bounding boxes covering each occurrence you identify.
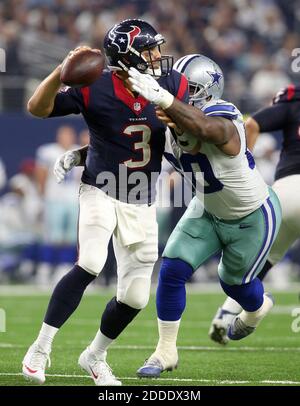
[123,124,151,168]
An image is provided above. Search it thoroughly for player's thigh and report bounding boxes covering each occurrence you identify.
[219,188,282,285]
[64,202,79,245]
[163,198,222,270]
[272,175,300,229]
[44,201,65,244]
[268,221,299,264]
[269,175,300,263]
[114,205,158,309]
[78,184,117,275]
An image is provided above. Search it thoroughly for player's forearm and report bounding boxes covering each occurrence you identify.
[245,117,260,152]
[165,98,229,145]
[27,65,62,118]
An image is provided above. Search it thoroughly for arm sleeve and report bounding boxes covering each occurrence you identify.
[252,103,290,132]
[78,145,88,166]
[48,86,83,117]
[203,103,238,120]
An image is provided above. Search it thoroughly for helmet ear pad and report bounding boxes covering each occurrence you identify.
[120,52,148,73]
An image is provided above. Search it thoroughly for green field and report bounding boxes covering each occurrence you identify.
[1,290,300,386]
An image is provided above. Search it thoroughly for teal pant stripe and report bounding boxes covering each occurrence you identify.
[242,196,276,283]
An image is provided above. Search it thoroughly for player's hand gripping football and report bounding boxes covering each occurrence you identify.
[53,150,81,183]
[59,46,92,71]
[64,45,100,63]
[60,46,104,87]
[128,67,174,109]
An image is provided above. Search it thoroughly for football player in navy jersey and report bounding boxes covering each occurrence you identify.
[128,55,281,378]
[209,84,300,345]
[22,19,188,386]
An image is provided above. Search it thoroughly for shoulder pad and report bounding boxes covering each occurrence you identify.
[273,84,300,104]
[202,99,241,120]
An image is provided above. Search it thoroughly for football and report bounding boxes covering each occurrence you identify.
[60,48,105,87]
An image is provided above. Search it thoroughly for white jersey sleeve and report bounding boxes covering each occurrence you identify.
[163,100,269,220]
[199,99,269,219]
[201,99,240,120]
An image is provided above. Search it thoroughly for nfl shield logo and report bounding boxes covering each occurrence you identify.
[134,102,141,112]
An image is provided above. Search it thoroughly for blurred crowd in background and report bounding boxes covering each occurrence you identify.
[0,0,300,286]
[1,0,299,111]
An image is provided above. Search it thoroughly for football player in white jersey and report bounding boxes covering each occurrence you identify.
[35,126,81,284]
[127,54,282,377]
[209,84,300,345]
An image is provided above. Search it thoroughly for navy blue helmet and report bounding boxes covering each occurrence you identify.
[104,19,173,77]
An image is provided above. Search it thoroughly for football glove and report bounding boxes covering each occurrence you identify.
[53,150,81,183]
[128,67,174,109]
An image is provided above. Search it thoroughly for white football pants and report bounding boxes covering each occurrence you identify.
[77,183,158,309]
[268,175,300,264]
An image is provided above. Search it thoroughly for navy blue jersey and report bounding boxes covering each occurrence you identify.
[49,69,188,203]
[252,84,300,181]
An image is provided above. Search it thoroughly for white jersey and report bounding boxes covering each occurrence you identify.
[36,143,81,202]
[164,99,269,220]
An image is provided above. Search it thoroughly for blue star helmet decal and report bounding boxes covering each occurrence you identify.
[207,71,223,88]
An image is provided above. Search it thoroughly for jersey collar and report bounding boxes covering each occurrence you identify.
[112,73,149,116]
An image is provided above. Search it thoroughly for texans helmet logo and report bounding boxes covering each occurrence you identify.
[109,25,141,53]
